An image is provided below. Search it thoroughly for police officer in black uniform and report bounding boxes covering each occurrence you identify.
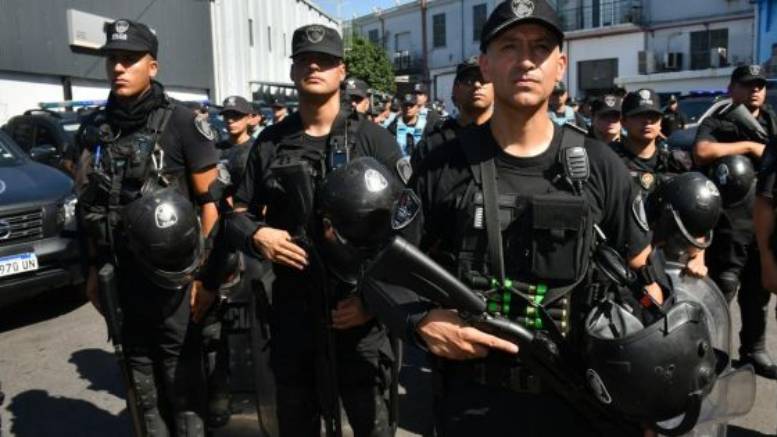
[661,94,688,138]
[695,65,777,379]
[76,19,221,435]
[588,94,622,144]
[366,1,659,435]
[227,24,403,436]
[344,77,371,115]
[217,95,256,185]
[410,56,494,170]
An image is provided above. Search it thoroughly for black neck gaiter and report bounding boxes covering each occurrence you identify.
[106,80,167,132]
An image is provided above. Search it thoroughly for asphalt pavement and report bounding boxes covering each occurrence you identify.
[0,286,775,437]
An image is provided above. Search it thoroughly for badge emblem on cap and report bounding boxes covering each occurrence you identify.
[347,79,356,89]
[306,25,326,44]
[511,0,535,18]
[364,169,388,193]
[227,97,236,106]
[155,203,178,229]
[604,96,616,107]
[115,20,130,34]
[638,89,652,101]
[749,65,762,76]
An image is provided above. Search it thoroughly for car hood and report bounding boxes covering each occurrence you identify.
[0,160,73,206]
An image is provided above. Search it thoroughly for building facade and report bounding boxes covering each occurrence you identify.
[350,0,756,110]
[0,0,214,123]
[209,0,339,103]
[756,0,777,77]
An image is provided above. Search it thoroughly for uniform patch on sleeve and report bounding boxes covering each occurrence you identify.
[194,112,215,141]
[396,157,413,185]
[632,194,650,232]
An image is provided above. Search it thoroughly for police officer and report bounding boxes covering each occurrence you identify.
[410,82,441,129]
[365,1,660,435]
[227,24,403,436]
[700,64,777,378]
[387,94,424,157]
[549,81,587,129]
[344,77,371,115]
[588,94,622,144]
[217,96,255,185]
[76,19,220,435]
[410,56,494,170]
[249,102,266,138]
[661,94,687,138]
[270,96,289,124]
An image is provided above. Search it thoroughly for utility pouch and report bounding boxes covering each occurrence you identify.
[530,194,588,281]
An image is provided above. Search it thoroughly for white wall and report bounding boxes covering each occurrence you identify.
[616,66,735,94]
[430,67,457,112]
[565,30,645,98]
[210,0,338,103]
[646,0,753,24]
[647,18,754,69]
[0,72,63,124]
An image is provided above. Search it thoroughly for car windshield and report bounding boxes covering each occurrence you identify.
[678,97,717,123]
[0,133,23,166]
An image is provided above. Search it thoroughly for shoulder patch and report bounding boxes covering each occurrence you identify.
[632,194,650,232]
[396,157,413,185]
[194,112,215,141]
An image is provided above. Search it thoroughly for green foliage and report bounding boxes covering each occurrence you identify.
[345,36,396,94]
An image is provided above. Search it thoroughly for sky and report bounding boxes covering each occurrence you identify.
[315,0,415,20]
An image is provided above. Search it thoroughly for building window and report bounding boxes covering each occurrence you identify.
[473,4,487,41]
[690,29,729,70]
[433,13,446,48]
[268,26,272,52]
[248,19,254,47]
[578,58,618,95]
[368,29,380,45]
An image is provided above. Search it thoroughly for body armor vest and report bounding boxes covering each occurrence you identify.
[454,126,595,337]
[395,112,427,157]
[77,104,178,254]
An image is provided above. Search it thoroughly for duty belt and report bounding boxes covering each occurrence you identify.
[442,358,544,394]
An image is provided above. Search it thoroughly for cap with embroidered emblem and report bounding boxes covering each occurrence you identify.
[591,94,622,116]
[730,65,767,85]
[220,96,253,115]
[344,77,369,99]
[101,19,158,58]
[480,0,564,52]
[622,88,662,117]
[291,24,343,59]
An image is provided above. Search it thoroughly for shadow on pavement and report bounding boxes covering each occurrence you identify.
[69,348,126,400]
[727,425,772,436]
[7,389,130,437]
[398,344,435,437]
[0,287,86,333]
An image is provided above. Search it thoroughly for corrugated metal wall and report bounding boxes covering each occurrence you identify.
[0,0,214,92]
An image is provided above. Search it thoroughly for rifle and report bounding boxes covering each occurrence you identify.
[363,236,642,436]
[97,264,145,437]
[272,161,343,437]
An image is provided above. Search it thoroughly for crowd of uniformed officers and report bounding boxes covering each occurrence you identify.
[72,0,777,436]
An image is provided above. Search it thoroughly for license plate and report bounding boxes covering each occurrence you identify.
[0,253,39,278]
[223,302,251,332]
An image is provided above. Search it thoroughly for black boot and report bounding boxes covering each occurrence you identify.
[738,350,777,379]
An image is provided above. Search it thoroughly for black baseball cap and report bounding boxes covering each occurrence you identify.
[220,96,253,115]
[622,88,662,117]
[591,94,622,117]
[730,65,767,86]
[344,77,369,99]
[270,96,287,108]
[455,56,481,81]
[291,24,343,59]
[412,83,428,94]
[401,94,419,106]
[480,0,564,52]
[101,19,158,58]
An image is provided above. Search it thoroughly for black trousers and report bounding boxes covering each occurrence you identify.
[120,278,206,437]
[269,274,393,437]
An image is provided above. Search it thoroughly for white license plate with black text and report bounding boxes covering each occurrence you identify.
[0,253,39,278]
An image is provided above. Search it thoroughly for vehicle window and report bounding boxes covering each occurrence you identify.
[9,119,34,152]
[34,123,58,149]
[678,98,715,123]
[0,133,23,165]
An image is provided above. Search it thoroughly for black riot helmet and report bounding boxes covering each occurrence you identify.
[317,157,420,283]
[122,188,202,290]
[649,172,722,253]
[708,155,755,207]
[583,299,719,435]
[317,157,418,249]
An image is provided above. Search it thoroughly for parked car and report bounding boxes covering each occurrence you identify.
[1,109,87,175]
[0,130,83,307]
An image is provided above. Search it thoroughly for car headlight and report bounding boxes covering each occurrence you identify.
[58,194,78,232]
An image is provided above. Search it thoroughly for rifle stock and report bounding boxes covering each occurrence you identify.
[97,264,145,437]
